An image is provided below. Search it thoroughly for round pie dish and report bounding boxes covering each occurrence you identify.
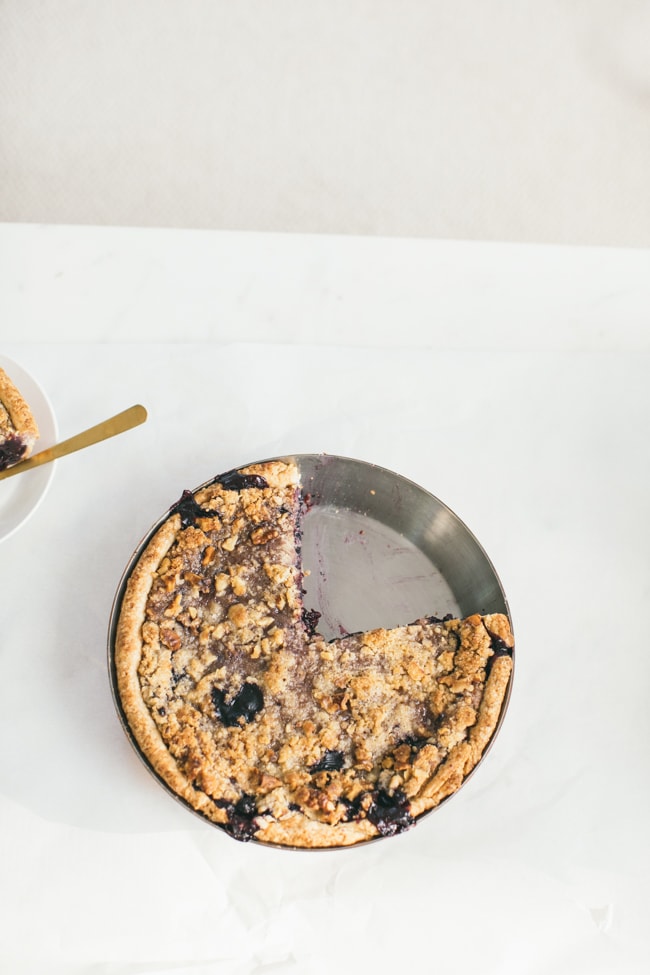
[108,454,514,849]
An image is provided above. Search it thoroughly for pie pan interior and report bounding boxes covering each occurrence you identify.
[108,453,514,847]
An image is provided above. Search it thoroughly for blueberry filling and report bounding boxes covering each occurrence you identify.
[170,670,186,688]
[171,490,216,528]
[483,624,512,675]
[340,795,364,821]
[215,794,259,842]
[366,788,415,836]
[301,607,321,637]
[397,734,430,753]
[211,683,264,726]
[487,630,511,655]
[484,625,513,673]
[309,749,344,773]
[0,435,27,471]
[215,470,269,492]
[424,613,454,624]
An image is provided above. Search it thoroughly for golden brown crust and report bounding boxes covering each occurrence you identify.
[0,367,40,466]
[114,516,220,818]
[114,460,514,848]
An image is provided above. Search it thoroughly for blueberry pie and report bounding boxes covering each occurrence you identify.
[0,367,40,471]
[114,460,513,848]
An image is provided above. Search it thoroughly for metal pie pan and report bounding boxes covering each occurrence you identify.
[108,453,514,849]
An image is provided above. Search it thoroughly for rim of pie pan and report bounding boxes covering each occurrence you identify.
[107,453,515,849]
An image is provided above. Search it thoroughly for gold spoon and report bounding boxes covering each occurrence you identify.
[0,404,148,481]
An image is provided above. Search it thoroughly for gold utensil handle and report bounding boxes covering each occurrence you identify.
[0,404,148,481]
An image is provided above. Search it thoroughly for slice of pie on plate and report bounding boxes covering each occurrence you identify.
[0,367,40,471]
[114,459,514,848]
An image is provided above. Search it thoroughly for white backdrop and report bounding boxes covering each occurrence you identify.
[2,0,650,246]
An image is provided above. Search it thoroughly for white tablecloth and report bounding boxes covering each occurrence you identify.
[1,224,649,974]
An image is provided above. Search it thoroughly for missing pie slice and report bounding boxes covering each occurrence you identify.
[0,367,40,471]
[114,459,513,848]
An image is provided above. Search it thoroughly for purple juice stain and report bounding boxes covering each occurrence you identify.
[302,492,316,510]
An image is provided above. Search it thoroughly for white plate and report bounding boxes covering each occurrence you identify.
[0,355,58,543]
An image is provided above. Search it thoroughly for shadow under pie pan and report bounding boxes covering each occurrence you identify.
[108,454,514,850]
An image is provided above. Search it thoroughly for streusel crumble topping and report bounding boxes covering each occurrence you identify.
[0,367,40,471]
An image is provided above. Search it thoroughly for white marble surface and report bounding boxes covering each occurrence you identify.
[2,222,650,347]
[1,223,650,974]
